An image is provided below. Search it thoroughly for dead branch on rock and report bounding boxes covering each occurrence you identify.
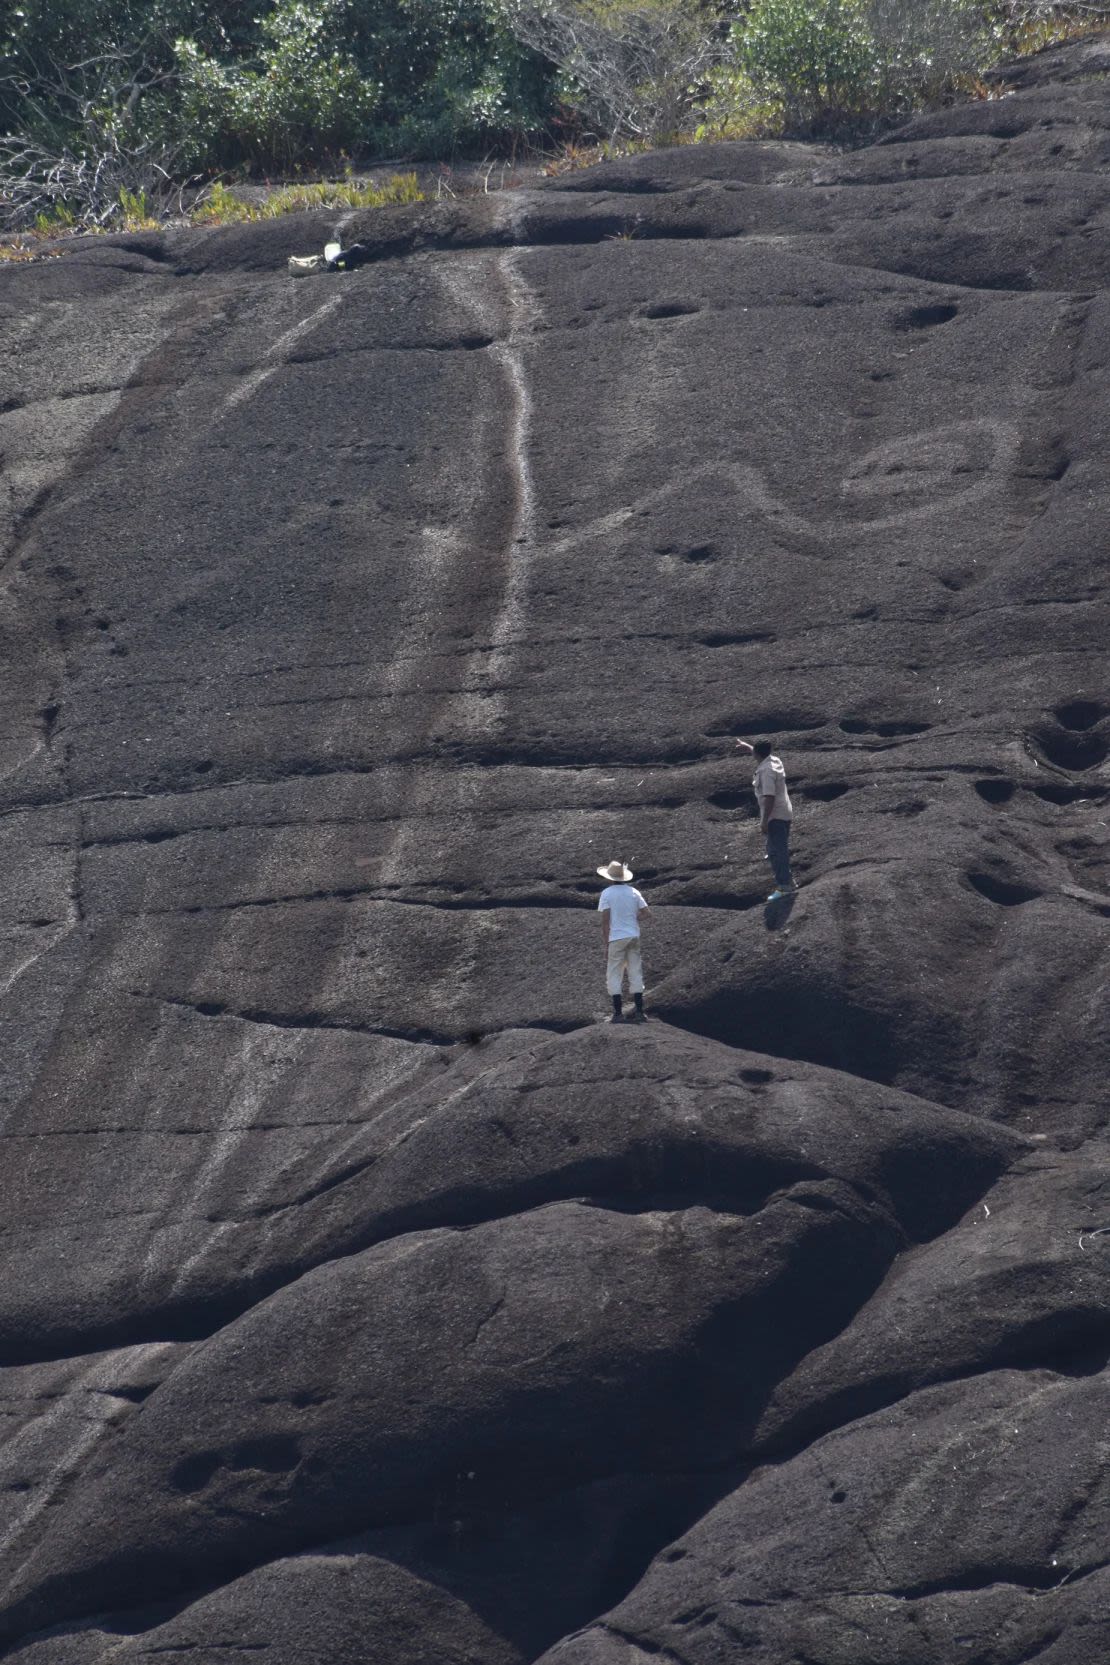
[0,133,188,230]
[504,0,728,142]
[998,0,1110,20]
[0,45,186,231]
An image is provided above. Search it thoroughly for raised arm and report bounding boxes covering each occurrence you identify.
[734,739,755,754]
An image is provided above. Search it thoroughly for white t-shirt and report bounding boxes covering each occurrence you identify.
[753,756,793,822]
[598,884,647,940]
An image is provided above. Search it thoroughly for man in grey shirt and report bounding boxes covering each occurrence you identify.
[737,739,796,900]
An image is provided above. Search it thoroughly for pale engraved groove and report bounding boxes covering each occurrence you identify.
[0,908,79,1002]
[539,417,1024,561]
[221,292,347,415]
[0,1344,180,1562]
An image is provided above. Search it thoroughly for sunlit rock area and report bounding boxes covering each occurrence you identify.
[0,30,1108,1665]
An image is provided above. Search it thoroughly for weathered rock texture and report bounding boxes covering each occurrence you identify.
[1,30,1109,1663]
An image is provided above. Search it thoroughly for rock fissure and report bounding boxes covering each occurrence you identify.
[882,1558,1110,1602]
[116,888,773,922]
[140,994,586,1048]
[599,1621,691,1663]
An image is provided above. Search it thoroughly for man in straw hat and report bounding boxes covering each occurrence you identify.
[596,860,650,1024]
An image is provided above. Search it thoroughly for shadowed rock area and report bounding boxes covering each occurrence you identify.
[1,30,1109,1662]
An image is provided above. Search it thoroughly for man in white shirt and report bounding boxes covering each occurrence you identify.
[736,738,797,900]
[596,860,650,1024]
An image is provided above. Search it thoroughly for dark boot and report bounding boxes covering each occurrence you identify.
[609,995,624,1023]
[630,992,646,1023]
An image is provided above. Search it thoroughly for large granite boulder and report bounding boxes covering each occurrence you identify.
[0,29,1108,1663]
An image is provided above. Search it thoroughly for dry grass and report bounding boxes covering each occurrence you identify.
[1005,10,1110,55]
[0,225,72,263]
[189,173,424,225]
[0,171,426,261]
[539,135,658,175]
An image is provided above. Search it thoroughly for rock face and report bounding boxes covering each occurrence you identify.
[0,30,1108,1663]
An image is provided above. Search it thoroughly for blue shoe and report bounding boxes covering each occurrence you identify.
[767,884,798,901]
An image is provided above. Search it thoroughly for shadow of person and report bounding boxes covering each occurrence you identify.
[764,893,797,931]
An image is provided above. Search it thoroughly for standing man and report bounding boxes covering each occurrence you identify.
[596,859,649,1024]
[736,738,797,900]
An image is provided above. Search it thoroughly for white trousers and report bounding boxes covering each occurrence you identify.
[606,936,644,996]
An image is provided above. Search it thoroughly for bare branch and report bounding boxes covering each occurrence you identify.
[505,0,728,141]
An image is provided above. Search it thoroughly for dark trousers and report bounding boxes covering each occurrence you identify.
[766,819,793,888]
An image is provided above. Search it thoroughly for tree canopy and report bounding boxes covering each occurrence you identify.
[0,0,1104,228]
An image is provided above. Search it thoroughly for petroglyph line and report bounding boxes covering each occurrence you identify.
[433,237,542,684]
[539,418,1025,561]
[0,917,78,1002]
[412,414,1024,584]
[408,242,546,1016]
[0,1344,178,1560]
[0,1410,106,1560]
[372,247,543,905]
[490,248,541,555]
[160,1024,307,1296]
[0,739,44,789]
[221,292,347,415]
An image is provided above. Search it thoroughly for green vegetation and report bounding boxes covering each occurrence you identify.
[0,0,555,230]
[728,0,1002,133]
[0,0,1106,235]
[189,170,423,220]
[174,1,384,173]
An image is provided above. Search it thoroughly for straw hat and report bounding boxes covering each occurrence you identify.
[597,859,633,882]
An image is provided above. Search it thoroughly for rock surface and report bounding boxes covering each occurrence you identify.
[0,30,1108,1663]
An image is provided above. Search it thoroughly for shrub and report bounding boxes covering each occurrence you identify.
[170,0,555,168]
[352,0,557,155]
[733,0,875,128]
[2,0,1106,201]
[0,0,244,160]
[175,0,381,172]
[732,0,1003,133]
[694,66,784,139]
[867,0,1003,105]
